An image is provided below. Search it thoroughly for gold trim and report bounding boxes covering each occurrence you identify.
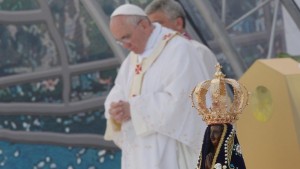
[211,124,227,169]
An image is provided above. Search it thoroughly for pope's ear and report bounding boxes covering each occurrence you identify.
[140,19,151,29]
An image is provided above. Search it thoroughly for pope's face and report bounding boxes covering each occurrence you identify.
[110,16,148,54]
[210,125,224,148]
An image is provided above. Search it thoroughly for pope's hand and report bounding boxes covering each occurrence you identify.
[109,100,131,124]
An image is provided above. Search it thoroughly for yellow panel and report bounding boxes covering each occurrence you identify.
[286,74,300,146]
[259,58,300,75]
[237,58,300,169]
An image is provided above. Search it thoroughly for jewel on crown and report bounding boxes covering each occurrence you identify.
[190,63,250,125]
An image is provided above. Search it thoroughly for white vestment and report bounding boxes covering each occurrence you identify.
[104,23,210,169]
[190,40,218,79]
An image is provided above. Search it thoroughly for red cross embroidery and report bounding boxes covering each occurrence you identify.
[135,64,142,74]
[163,33,172,40]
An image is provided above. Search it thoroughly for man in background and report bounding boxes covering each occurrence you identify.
[145,0,218,78]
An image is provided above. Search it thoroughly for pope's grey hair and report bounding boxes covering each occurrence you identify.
[145,0,186,27]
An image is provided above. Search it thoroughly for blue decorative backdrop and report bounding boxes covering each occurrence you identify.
[0,141,121,169]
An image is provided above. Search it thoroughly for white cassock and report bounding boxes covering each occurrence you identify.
[104,23,210,169]
[190,40,218,79]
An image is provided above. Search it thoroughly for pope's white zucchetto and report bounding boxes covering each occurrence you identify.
[111,4,147,18]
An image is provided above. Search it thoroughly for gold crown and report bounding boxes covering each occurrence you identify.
[190,63,249,125]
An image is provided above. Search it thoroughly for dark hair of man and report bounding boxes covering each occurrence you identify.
[145,0,186,28]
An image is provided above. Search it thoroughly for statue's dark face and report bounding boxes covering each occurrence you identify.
[210,125,224,148]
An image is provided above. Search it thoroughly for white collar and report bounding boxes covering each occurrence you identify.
[138,23,162,62]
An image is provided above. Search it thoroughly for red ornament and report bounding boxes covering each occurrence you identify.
[163,33,172,40]
[135,64,142,74]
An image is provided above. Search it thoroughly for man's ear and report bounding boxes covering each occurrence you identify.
[175,17,184,32]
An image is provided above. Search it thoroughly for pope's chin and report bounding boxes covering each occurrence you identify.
[131,48,143,54]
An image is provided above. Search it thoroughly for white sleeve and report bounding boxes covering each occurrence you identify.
[103,58,130,146]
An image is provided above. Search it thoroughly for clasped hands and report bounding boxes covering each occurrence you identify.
[109,100,131,124]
